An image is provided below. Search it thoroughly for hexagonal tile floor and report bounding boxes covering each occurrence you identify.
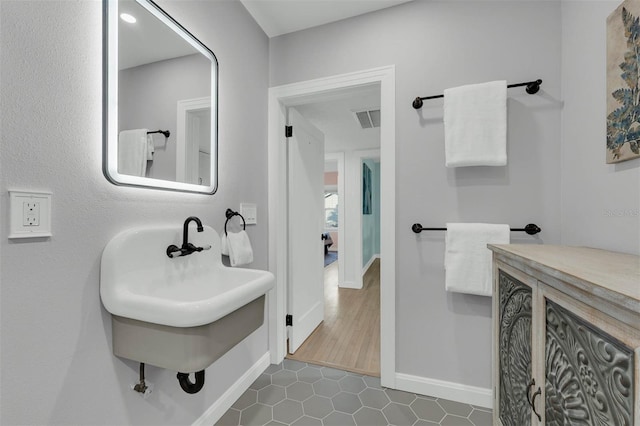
[216,360,492,426]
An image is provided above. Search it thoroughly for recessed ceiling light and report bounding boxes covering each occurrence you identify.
[120,13,137,24]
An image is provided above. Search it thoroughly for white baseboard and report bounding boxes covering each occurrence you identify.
[362,254,380,275]
[192,352,271,426]
[394,373,492,408]
[338,281,360,289]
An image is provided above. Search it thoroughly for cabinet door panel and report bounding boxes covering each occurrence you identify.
[499,271,533,426]
[545,299,634,426]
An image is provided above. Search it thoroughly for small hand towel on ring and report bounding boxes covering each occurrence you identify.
[444,223,510,296]
[443,80,507,167]
[220,231,229,256]
[227,230,254,267]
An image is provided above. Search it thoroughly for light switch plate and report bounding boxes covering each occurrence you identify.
[240,203,257,225]
[9,190,52,239]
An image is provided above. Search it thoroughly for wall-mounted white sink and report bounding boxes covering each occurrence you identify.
[100,223,274,374]
[101,224,273,327]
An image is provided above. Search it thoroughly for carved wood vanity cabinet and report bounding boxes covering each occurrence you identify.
[489,244,640,425]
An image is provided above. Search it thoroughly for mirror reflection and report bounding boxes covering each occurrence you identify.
[104,0,218,193]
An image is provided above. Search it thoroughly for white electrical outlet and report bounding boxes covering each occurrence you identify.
[9,190,52,239]
[23,201,40,226]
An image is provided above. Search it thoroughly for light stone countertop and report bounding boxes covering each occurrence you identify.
[488,244,640,313]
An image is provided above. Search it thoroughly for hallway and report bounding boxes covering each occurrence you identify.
[287,259,380,377]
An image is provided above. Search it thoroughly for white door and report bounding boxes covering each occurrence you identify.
[287,108,325,354]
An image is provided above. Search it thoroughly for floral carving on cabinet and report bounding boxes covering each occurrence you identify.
[545,300,634,425]
[498,272,532,426]
[607,0,640,163]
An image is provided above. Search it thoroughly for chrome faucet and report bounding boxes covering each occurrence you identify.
[166,216,210,258]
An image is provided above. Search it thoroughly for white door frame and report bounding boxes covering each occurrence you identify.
[176,96,211,183]
[324,152,345,287]
[267,66,396,387]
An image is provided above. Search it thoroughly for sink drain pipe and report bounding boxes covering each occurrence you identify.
[177,370,205,394]
[133,363,148,394]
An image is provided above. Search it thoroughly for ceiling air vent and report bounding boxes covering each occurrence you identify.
[354,109,381,129]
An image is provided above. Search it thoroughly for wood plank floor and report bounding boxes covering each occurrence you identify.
[287,257,380,377]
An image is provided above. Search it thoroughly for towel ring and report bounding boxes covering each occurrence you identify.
[224,209,246,236]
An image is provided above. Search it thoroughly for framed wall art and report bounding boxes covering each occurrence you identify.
[363,163,372,215]
[607,0,640,163]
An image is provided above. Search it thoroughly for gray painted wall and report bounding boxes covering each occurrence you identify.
[0,0,269,424]
[270,0,562,388]
[119,54,211,182]
[561,0,640,255]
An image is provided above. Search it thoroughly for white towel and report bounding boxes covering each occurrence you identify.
[443,80,507,167]
[444,223,510,296]
[146,134,155,160]
[220,231,229,256]
[118,129,148,176]
[227,230,253,267]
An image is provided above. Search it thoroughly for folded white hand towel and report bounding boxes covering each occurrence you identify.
[146,134,155,160]
[445,223,510,296]
[443,80,507,167]
[118,129,149,176]
[220,231,229,256]
[227,230,253,267]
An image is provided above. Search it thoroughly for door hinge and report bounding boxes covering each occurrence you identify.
[285,126,293,138]
[286,314,293,326]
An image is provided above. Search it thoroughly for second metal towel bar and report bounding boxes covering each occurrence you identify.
[147,129,171,138]
[412,223,541,235]
[412,79,543,109]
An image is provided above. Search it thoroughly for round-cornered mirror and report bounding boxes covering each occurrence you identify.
[103,0,218,194]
